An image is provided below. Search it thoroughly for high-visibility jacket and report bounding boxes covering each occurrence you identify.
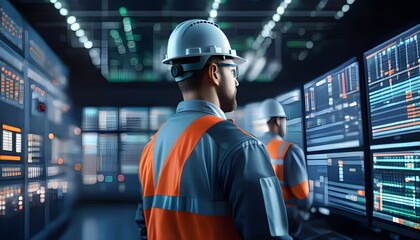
[259,132,310,210]
[135,100,291,240]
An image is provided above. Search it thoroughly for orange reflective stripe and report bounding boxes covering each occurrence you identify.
[273,164,284,181]
[267,140,291,182]
[140,137,157,196]
[156,115,223,196]
[290,180,310,200]
[266,139,291,160]
[145,208,241,240]
[266,139,282,159]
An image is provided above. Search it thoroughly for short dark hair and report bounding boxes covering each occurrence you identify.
[267,117,277,124]
[267,116,287,124]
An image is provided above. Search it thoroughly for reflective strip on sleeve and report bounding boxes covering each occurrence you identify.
[266,139,283,159]
[143,195,230,216]
[259,176,289,237]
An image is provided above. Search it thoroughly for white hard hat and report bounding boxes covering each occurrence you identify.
[259,98,287,120]
[163,19,246,81]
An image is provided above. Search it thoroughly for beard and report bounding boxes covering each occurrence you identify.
[218,78,237,113]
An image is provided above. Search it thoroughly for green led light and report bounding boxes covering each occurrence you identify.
[108,69,137,82]
[286,40,308,48]
[218,22,230,29]
[110,59,120,66]
[142,53,153,66]
[119,7,127,17]
[123,24,132,32]
[123,17,131,25]
[126,35,134,41]
[110,29,119,38]
[246,37,254,48]
[127,41,135,48]
[105,176,113,183]
[255,76,273,82]
[130,58,139,65]
[231,43,246,51]
[142,71,158,82]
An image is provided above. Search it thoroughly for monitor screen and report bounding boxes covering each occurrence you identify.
[364,24,420,143]
[307,151,366,216]
[119,107,149,131]
[82,107,99,131]
[304,58,363,152]
[371,150,420,236]
[120,133,150,174]
[81,133,119,185]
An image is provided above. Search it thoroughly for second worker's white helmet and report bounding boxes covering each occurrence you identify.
[259,98,287,121]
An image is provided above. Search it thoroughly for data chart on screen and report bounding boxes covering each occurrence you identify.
[372,150,420,230]
[307,151,366,216]
[304,59,363,152]
[364,25,420,141]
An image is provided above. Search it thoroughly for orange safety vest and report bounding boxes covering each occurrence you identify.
[139,115,241,240]
[266,139,309,207]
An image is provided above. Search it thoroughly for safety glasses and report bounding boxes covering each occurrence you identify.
[216,63,239,79]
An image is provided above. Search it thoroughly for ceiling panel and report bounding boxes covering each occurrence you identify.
[8,0,420,106]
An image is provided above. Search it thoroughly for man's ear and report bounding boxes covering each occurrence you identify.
[275,117,281,127]
[207,63,220,86]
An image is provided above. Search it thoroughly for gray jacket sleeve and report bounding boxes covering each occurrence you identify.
[135,180,148,239]
[285,144,313,211]
[219,139,292,240]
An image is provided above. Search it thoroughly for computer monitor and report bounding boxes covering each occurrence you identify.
[119,107,149,131]
[364,24,420,239]
[306,151,366,218]
[303,58,363,152]
[363,24,420,145]
[371,149,420,239]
